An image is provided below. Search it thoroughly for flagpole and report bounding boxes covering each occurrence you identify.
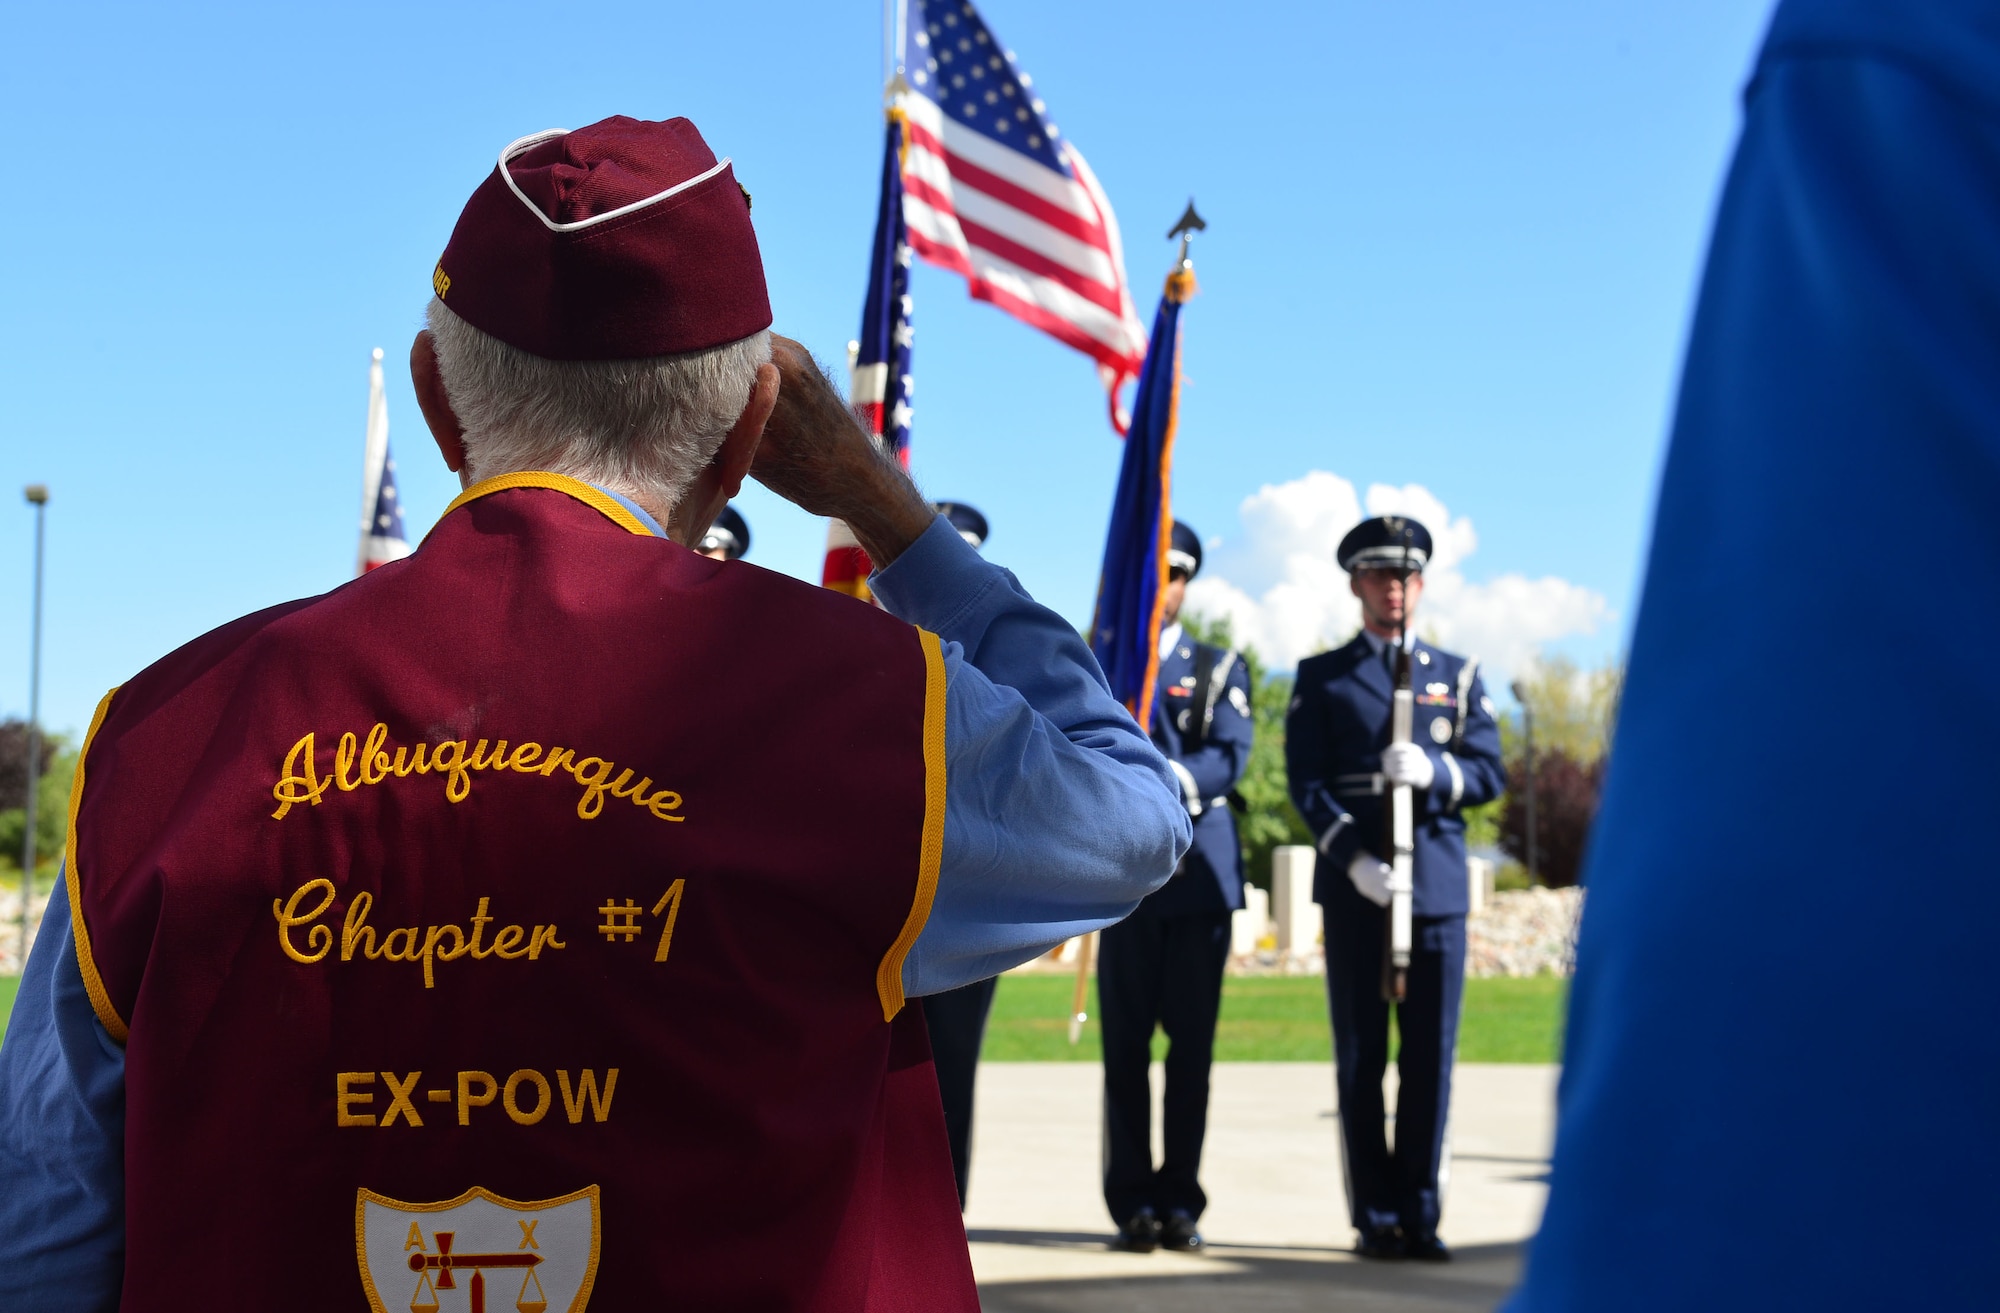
[357,347,389,578]
[18,484,48,971]
[882,0,908,97]
[1066,931,1096,1045]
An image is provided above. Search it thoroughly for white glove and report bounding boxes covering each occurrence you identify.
[1381,743,1435,790]
[1347,853,1393,907]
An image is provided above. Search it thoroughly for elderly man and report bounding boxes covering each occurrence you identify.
[0,116,1188,1311]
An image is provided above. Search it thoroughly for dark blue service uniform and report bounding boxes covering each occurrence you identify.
[922,976,997,1208]
[1286,634,1504,1242]
[1099,631,1254,1225]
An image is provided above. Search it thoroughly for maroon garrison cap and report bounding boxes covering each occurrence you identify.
[433,116,772,360]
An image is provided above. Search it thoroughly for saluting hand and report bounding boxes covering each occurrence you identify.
[751,335,936,568]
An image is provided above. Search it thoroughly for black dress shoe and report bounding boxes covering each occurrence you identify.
[1111,1209,1161,1252]
[1160,1209,1203,1252]
[1355,1225,1403,1260]
[1403,1234,1451,1262]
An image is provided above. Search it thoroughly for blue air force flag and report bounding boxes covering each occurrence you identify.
[1090,263,1196,725]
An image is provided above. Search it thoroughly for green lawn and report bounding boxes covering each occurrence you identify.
[0,975,17,1048]
[0,973,1568,1062]
[981,973,1567,1063]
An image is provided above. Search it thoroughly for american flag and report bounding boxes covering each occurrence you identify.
[897,0,1147,430]
[357,346,411,575]
[853,118,915,467]
[824,0,1146,599]
[824,119,915,602]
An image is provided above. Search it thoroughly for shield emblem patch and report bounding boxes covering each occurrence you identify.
[357,1184,600,1313]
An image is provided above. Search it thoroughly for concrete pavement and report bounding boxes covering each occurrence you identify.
[962,1063,1558,1311]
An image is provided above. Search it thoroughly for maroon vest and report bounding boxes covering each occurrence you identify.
[64,475,975,1311]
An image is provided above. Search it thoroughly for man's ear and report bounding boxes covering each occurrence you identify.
[669,361,780,546]
[714,361,780,498]
[1349,573,1364,600]
[410,332,469,474]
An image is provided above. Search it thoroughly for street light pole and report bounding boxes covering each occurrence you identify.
[20,484,47,970]
[1511,681,1538,884]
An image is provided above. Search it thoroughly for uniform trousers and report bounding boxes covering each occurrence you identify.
[1324,908,1466,1240]
[1098,910,1232,1223]
[921,976,999,1209]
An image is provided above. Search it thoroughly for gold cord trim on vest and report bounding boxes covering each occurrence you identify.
[432,471,655,540]
[876,628,949,1021]
[65,687,130,1044]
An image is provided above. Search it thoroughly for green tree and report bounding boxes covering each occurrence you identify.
[0,743,74,882]
[0,719,62,808]
[1463,796,1503,852]
[1495,654,1622,887]
[1179,614,1311,891]
[1499,654,1622,765]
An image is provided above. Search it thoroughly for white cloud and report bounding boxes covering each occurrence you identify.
[1182,471,1610,685]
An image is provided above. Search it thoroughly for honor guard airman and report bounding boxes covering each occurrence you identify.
[1285,515,1505,1262]
[696,503,749,559]
[1099,521,1256,1253]
[0,115,1192,1311]
[916,499,996,1208]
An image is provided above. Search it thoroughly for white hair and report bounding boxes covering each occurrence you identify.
[425,298,771,512]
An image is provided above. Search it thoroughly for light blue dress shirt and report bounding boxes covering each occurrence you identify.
[0,506,1188,1306]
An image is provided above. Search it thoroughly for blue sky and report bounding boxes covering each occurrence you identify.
[0,0,1774,739]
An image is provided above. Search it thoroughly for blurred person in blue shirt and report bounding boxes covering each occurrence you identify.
[1510,1,2000,1306]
